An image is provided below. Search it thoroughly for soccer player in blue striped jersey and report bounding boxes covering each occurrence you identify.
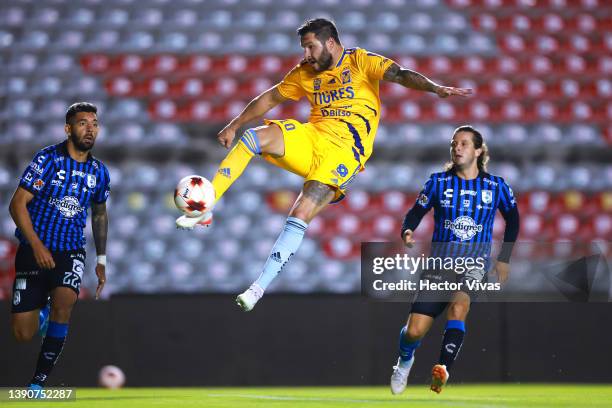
[390,125,519,395]
[8,102,110,390]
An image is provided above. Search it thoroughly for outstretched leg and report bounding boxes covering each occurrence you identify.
[176,124,285,229]
[236,180,335,311]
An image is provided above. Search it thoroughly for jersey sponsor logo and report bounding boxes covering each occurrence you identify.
[51,180,63,187]
[70,182,79,191]
[13,290,20,305]
[440,199,453,208]
[72,170,86,178]
[477,204,493,210]
[336,164,348,177]
[87,174,97,188]
[460,189,477,196]
[33,179,45,190]
[483,178,498,186]
[418,193,429,207]
[463,199,471,207]
[29,163,44,175]
[321,108,351,117]
[445,343,457,354]
[56,169,66,180]
[313,86,355,105]
[341,69,352,84]
[444,216,483,241]
[313,78,321,91]
[436,176,453,182]
[444,189,453,198]
[49,196,84,218]
[482,190,493,204]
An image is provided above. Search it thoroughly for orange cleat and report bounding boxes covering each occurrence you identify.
[430,364,449,394]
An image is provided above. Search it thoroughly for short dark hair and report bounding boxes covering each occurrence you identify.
[445,125,490,172]
[66,102,97,124]
[297,18,341,45]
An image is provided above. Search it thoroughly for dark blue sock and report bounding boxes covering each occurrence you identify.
[439,320,465,371]
[30,322,68,386]
[398,326,421,363]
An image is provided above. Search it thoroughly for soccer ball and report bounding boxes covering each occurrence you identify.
[98,365,125,389]
[174,175,215,217]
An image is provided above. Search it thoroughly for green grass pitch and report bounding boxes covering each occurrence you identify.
[6,385,612,407]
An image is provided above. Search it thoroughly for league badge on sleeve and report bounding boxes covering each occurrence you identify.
[33,179,45,190]
[418,193,429,207]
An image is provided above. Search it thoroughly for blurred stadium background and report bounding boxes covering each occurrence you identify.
[1,0,611,389]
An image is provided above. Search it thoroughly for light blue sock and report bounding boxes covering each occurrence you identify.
[399,326,421,363]
[254,217,308,290]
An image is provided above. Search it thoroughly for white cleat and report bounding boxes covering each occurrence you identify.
[390,356,415,395]
[176,211,213,230]
[236,283,264,312]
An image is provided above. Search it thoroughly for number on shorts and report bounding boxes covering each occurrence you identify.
[62,272,80,289]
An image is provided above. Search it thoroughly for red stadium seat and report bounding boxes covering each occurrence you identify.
[142,54,179,75]
[80,54,110,73]
[178,55,212,75]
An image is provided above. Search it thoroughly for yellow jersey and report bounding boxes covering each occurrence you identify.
[277,47,394,164]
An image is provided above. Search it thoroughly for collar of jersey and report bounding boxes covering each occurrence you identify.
[59,140,93,163]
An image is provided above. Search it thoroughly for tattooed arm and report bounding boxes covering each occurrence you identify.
[92,201,108,299]
[383,62,473,98]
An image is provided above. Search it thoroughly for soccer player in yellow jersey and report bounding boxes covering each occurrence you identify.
[176,18,473,311]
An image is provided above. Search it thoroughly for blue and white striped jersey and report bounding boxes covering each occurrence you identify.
[16,141,110,251]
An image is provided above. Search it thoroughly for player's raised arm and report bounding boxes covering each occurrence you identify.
[217,85,288,148]
[383,62,473,98]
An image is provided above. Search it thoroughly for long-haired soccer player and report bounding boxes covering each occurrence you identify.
[389,126,520,395]
[9,102,110,389]
[176,18,472,311]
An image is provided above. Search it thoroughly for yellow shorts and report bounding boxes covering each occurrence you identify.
[262,119,362,203]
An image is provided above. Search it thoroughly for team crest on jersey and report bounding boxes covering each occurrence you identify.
[482,190,493,204]
[313,78,321,91]
[341,69,352,84]
[87,174,97,188]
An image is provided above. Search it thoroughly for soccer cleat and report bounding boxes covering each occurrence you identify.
[390,356,415,395]
[236,283,264,312]
[176,211,213,230]
[27,383,45,399]
[38,299,50,338]
[430,364,450,394]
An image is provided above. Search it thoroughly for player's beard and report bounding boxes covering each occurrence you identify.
[69,130,95,152]
[313,46,334,72]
